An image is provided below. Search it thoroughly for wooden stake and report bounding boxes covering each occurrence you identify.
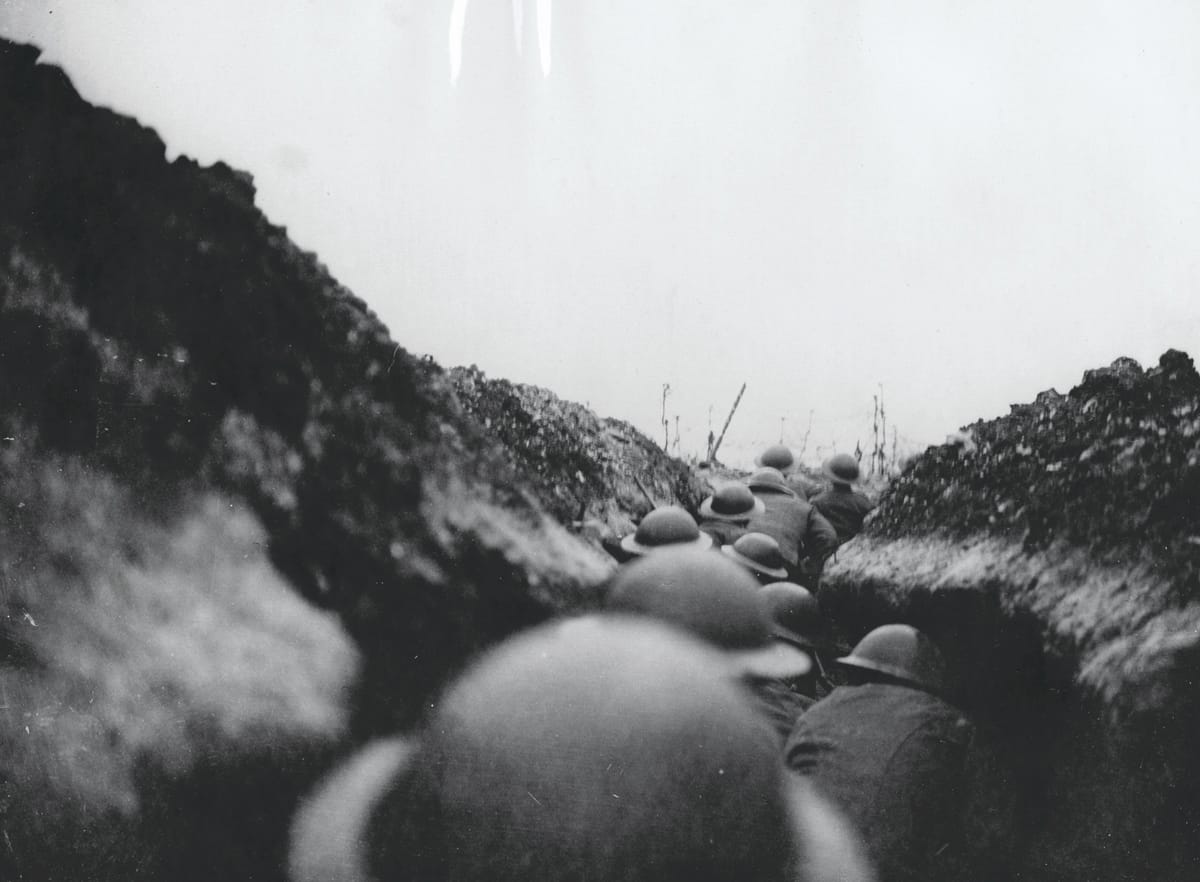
[708,382,747,465]
[661,383,671,450]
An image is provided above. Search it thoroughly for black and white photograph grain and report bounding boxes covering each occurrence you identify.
[0,2,1198,881]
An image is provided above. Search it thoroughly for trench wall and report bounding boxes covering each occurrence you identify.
[821,535,1200,882]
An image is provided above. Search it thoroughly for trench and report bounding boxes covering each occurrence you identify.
[818,570,1200,882]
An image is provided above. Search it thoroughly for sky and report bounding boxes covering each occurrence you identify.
[3,1,1198,468]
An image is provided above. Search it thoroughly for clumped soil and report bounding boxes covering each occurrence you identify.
[449,365,706,538]
[0,39,660,882]
[7,32,1198,882]
[876,350,1200,589]
[821,350,1200,882]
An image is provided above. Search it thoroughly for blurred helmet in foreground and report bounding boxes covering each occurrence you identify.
[290,616,874,882]
[398,617,809,881]
[760,582,826,650]
[607,549,810,679]
[290,738,416,882]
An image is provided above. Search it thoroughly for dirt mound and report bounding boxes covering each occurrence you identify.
[877,350,1200,581]
[449,365,706,542]
[822,351,1200,882]
[0,39,609,882]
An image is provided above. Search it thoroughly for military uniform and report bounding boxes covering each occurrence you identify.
[697,518,748,547]
[747,676,817,742]
[810,486,875,543]
[785,683,973,882]
[747,492,838,584]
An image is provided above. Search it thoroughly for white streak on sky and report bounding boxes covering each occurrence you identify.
[449,0,469,84]
[2,1,1197,467]
[512,0,523,57]
[537,0,551,77]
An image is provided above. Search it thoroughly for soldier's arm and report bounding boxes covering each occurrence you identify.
[783,716,817,772]
[807,508,840,559]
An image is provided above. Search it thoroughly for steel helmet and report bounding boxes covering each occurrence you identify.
[722,532,789,581]
[746,467,797,496]
[837,624,948,694]
[699,483,766,522]
[619,505,712,555]
[290,738,417,882]
[607,548,811,680]
[756,444,797,472]
[821,453,861,485]
[391,616,811,882]
[759,582,826,650]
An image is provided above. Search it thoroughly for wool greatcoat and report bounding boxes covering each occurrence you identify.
[809,485,876,544]
[747,675,816,742]
[785,683,974,882]
[745,488,838,575]
[697,517,749,548]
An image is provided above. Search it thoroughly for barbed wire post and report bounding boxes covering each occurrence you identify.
[872,394,880,477]
[879,383,887,475]
[661,383,671,451]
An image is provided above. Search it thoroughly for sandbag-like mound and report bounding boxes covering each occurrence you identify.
[0,38,615,882]
[821,350,1200,882]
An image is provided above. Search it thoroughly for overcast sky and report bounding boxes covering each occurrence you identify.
[3,1,1198,467]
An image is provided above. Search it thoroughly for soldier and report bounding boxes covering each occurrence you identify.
[761,581,836,691]
[721,531,791,585]
[809,454,876,544]
[748,581,833,739]
[757,443,797,471]
[697,482,764,547]
[785,625,973,882]
[606,548,811,684]
[615,505,712,559]
[745,468,838,588]
[290,615,876,882]
[607,547,832,748]
[755,444,820,499]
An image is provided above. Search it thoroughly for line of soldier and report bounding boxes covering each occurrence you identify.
[288,449,974,882]
[614,446,875,590]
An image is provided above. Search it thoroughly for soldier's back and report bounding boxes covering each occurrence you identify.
[786,683,972,882]
[810,487,874,542]
[747,493,812,566]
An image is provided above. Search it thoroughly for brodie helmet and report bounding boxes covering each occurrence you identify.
[837,624,948,694]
